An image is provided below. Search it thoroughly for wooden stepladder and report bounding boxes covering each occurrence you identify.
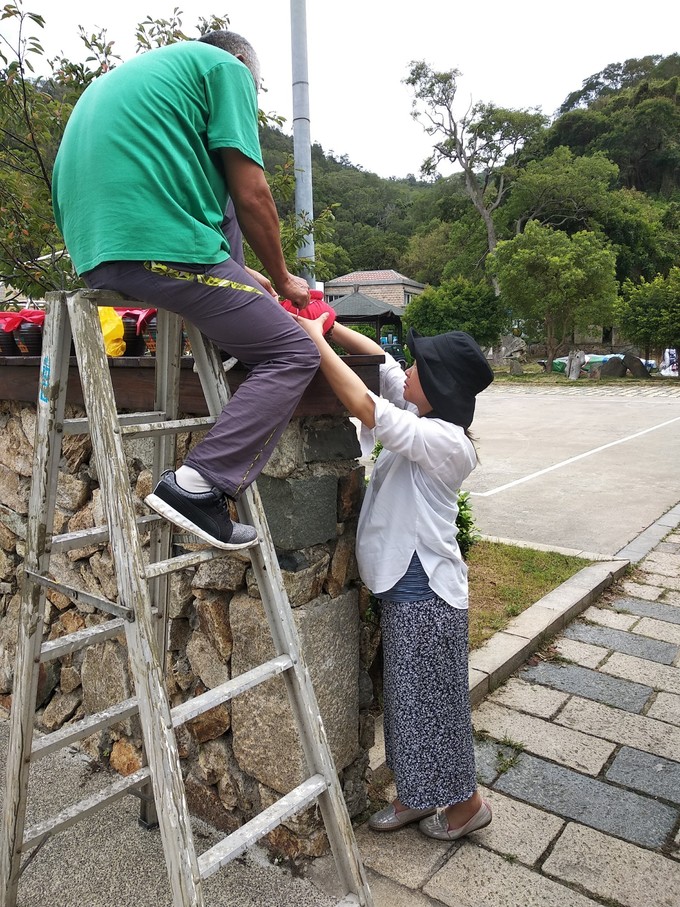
[0,289,373,907]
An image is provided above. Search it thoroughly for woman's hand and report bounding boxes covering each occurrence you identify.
[294,311,329,345]
[245,266,277,298]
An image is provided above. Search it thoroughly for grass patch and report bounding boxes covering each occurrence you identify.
[496,749,522,775]
[467,540,590,650]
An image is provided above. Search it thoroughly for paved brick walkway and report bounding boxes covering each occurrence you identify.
[311,507,680,907]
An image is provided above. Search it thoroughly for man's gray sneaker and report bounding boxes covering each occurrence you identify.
[145,470,258,550]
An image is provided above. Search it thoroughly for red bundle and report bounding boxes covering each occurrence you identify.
[279,290,336,335]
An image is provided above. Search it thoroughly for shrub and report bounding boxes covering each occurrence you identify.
[456,491,480,560]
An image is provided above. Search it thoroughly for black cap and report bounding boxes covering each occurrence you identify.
[406,328,494,428]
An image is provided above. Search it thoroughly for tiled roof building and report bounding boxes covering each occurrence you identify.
[324,270,425,310]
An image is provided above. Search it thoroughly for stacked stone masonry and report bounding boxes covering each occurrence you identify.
[0,400,379,857]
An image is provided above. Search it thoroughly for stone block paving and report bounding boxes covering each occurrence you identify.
[311,519,680,906]
[562,621,679,664]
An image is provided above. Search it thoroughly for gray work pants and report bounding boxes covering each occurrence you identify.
[84,259,320,499]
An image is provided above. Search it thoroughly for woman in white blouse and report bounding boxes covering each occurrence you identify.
[295,312,495,842]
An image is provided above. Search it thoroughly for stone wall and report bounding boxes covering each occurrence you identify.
[0,400,379,857]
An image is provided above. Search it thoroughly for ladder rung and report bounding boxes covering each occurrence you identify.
[32,656,293,762]
[51,514,158,552]
[115,411,165,425]
[198,774,327,879]
[40,619,126,662]
[63,414,216,438]
[63,411,166,436]
[51,522,245,565]
[119,416,216,438]
[22,767,150,851]
[31,698,139,761]
[51,513,162,551]
[145,546,237,579]
[171,655,294,727]
[25,570,131,621]
[78,289,127,305]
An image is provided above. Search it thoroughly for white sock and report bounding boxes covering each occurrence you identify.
[175,465,212,493]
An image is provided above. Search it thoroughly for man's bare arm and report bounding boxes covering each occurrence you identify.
[221,148,309,308]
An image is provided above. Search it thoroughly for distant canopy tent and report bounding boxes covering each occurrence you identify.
[330,291,405,341]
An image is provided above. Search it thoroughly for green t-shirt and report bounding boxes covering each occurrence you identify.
[52,41,263,275]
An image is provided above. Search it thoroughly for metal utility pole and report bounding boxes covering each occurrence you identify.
[290,0,315,286]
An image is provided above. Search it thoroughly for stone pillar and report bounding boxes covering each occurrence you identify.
[224,416,369,855]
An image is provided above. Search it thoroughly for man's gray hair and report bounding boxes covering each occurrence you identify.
[198,30,261,91]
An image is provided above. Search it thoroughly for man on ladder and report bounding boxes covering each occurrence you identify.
[52,29,319,551]
[4,25,373,907]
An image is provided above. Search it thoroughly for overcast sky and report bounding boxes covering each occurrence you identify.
[5,0,679,178]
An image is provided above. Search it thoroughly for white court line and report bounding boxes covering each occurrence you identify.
[470,415,680,498]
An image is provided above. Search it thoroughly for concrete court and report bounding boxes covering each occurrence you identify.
[0,721,338,907]
[462,383,680,555]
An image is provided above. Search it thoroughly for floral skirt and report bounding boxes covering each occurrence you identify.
[380,595,476,809]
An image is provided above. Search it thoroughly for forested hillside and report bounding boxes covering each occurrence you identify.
[260,53,680,362]
[260,126,439,274]
[261,52,680,288]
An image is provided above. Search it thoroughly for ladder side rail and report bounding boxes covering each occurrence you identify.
[0,292,75,907]
[244,489,373,906]
[183,326,299,658]
[148,307,184,650]
[185,323,373,906]
[240,500,372,904]
[140,307,183,828]
[185,325,328,763]
[66,293,204,907]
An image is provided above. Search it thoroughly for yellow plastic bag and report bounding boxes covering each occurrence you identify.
[99,307,125,357]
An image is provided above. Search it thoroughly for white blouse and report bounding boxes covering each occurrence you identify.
[356,354,478,608]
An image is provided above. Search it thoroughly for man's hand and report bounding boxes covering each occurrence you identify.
[275,273,311,310]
